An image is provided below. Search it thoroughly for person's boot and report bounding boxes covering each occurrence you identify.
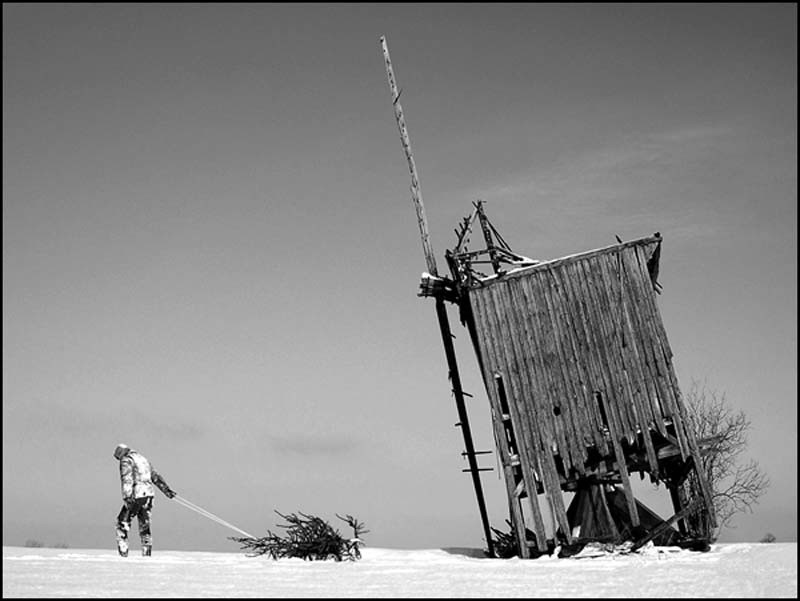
[142,544,152,557]
[117,540,129,557]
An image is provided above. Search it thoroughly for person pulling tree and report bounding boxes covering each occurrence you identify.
[113,443,176,557]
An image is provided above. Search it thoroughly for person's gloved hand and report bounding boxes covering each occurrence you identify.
[165,488,177,499]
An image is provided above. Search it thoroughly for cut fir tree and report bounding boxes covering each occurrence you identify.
[231,511,368,561]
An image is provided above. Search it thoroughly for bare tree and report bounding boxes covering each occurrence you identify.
[684,379,770,541]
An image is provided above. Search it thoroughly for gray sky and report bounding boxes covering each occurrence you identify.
[3,3,796,552]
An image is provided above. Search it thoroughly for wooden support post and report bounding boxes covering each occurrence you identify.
[630,497,702,552]
[668,484,688,536]
[595,484,621,542]
[434,296,495,557]
[611,438,640,529]
[475,201,503,275]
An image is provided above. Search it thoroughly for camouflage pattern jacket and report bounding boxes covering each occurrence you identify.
[119,449,172,500]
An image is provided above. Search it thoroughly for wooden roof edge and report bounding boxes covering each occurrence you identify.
[473,233,663,286]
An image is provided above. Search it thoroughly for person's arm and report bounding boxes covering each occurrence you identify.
[120,456,134,502]
[152,469,177,498]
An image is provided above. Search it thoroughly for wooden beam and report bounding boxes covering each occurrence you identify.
[380,36,438,277]
[630,497,702,552]
[478,235,662,285]
[433,296,495,557]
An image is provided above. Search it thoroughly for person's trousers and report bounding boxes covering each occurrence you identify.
[116,496,154,550]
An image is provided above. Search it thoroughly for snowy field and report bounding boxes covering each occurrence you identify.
[3,542,796,598]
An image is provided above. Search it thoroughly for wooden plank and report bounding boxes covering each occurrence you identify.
[594,253,637,438]
[551,265,598,462]
[432,296,495,556]
[480,285,548,552]
[604,251,661,478]
[469,292,533,557]
[504,279,550,452]
[537,268,585,476]
[574,259,626,445]
[539,438,573,542]
[618,249,663,478]
[570,259,620,454]
[488,235,663,285]
[527,273,578,540]
[527,271,570,465]
[546,264,593,472]
[487,283,549,550]
[621,246,675,428]
[626,244,712,520]
[519,275,564,465]
[624,245,668,433]
[612,250,650,443]
[630,497,703,552]
[380,37,438,277]
[570,257,640,528]
[594,254,636,439]
[499,283,550,549]
[628,245,690,460]
[604,399,641,528]
[560,262,610,455]
[611,249,657,428]
[510,276,573,542]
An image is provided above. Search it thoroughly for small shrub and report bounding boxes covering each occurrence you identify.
[760,532,776,543]
[24,539,44,548]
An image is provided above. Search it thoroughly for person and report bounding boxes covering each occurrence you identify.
[113,443,177,557]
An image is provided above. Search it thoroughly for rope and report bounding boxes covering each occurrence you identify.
[172,495,257,539]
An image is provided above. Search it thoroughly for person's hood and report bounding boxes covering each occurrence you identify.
[113,443,130,460]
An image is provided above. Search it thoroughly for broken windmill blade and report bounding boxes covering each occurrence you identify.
[380,36,437,278]
[380,35,495,558]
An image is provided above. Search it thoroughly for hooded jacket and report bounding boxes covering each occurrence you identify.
[119,448,172,500]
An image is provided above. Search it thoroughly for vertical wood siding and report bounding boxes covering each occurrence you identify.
[467,236,705,541]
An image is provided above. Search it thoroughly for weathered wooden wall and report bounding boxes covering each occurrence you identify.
[466,234,709,551]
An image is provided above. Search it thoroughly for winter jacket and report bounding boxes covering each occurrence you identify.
[119,449,172,500]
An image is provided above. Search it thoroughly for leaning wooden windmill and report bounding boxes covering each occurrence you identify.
[381,37,716,558]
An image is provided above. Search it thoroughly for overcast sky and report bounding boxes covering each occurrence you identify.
[3,3,796,552]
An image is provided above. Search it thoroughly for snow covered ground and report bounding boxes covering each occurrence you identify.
[3,543,796,598]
